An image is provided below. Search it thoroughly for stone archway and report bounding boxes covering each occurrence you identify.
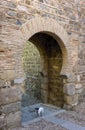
[1,16,79,128]
[21,16,70,75]
[22,32,64,107]
[28,32,64,107]
[18,16,72,109]
[18,17,79,111]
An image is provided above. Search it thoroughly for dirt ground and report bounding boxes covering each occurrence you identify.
[11,102,85,130]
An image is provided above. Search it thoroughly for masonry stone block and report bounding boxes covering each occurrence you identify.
[75,83,83,94]
[14,77,25,84]
[64,94,78,106]
[77,75,81,82]
[67,74,76,82]
[1,102,21,114]
[0,79,4,87]
[0,44,7,51]
[76,87,83,94]
[1,70,16,80]
[63,83,75,95]
[0,87,21,105]
[75,83,82,89]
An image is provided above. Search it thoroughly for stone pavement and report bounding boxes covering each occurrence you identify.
[21,103,62,123]
[12,103,85,130]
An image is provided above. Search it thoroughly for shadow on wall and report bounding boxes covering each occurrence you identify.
[22,41,42,107]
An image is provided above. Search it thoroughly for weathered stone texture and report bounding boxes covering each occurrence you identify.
[1,102,21,114]
[0,87,21,106]
[6,111,21,128]
[63,83,76,95]
[0,0,85,128]
[64,94,78,106]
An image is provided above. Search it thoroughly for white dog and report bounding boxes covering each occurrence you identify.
[38,107,44,116]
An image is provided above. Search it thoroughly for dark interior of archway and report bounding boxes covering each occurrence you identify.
[22,32,64,108]
[29,33,62,59]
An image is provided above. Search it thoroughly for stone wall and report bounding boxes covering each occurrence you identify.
[22,41,42,106]
[0,0,85,128]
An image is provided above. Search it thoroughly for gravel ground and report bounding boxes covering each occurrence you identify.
[74,102,85,115]
[56,102,85,127]
[11,102,85,130]
[24,119,55,130]
[44,124,68,130]
[12,119,67,130]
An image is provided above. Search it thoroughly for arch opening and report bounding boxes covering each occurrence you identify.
[22,41,42,107]
[22,32,66,108]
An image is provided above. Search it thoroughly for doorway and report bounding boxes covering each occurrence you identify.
[22,32,64,108]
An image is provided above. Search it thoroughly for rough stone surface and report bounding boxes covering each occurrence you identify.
[56,111,85,127]
[0,0,85,128]
[6,111,21,128]
[12,120,67,130]
[0,87,21,105]
[10,102,85,130]
[64,94,78,106]
[63,83,76,95]
[1,102,21,114]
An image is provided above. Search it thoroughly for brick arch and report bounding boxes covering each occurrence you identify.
[21,16,70,76]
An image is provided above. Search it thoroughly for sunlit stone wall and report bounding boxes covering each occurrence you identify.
[0,0,85,128]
